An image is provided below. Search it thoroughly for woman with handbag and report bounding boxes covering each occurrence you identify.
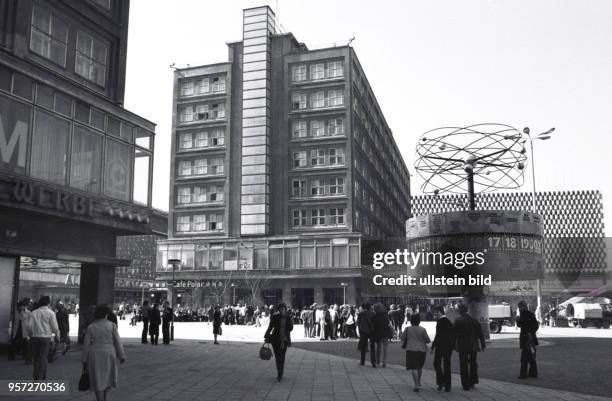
[264,303,293,381]
[81,305,126,401]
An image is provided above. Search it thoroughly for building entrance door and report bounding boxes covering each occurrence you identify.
[291,288,314,309]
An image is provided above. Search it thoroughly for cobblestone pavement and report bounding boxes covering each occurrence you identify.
[1,338,610,401]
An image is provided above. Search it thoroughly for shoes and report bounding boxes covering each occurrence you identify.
[382,364,386,368]
[463,387,471,391]
[437,385,443,391]
[371,364,377,368]
[214,341,219,344]
[529,374,538,378]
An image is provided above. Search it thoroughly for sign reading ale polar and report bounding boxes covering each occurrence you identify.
[361,210,545,297]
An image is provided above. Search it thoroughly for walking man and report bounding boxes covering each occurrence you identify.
[27,296,59,380]
[141,300,151,344]
[453,304,485,390]
[517,300,539,379]
[431,306,454,392]
[55,302,70,355]
[162,301,173,344]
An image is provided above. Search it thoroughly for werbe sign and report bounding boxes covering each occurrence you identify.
[12,178,97,217]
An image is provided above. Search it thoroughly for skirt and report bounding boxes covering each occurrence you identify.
[405,351,426,370]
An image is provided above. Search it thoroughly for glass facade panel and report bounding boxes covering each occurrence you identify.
[133,150,150,205]
[31,111,69,184]
[104,139,132,201]
[70,125,102,193]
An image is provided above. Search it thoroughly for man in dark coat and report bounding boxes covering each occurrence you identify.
[264,303,293,381]
[141,300,151,344]
[453,304,485,390]
[431,306,454,392]
[517,300,538,378]
[357,303,376,367]
[162,301,173,344]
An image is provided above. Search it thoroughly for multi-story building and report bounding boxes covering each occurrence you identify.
[157,6,411,308]
[0,0,160,343]
[411,190,608,297]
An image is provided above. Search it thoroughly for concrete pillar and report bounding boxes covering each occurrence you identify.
[464,286,490,340]
[0,256,19,345]
[346,281,358,306]
[78,263,115,343]
[282,283,292,308]
[314,285,323,305]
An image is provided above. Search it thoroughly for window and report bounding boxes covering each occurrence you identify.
[292,179,306,197]
[180,81,194,96]
[311,91,325,108]
[211,158,224,175]
[104,139,132,201]
[328,118,344,136]
[70,126,102,193]
[292,121,307,138]
[292,94,307,110]
[179,133,193,149]
[327,90,344,107]
[311,120,324,137]
[329,148,344,165]
[210,129,224,146]
[194,132,208,148]
[196,78,210,94]
[195,104,209,120]
[30,6,68,67]
[75,31,108,87]
[330,208,345,225]
[293,151,307,168]
[329,177,344,195]
[209,185,224,201]
[193,159,207,175]
[91,0,111,10]
[31,111,69,185]
[328,61,344,78]
[292,210,306,227]
[193,186,206,203]
[212,103,225,119]
[311,149,325,166]
[311,209,326,226]
[178,187,191,204]
[211,77,225,93]
[310,63,325,80]
[311,179,326,196]
[177,216,190,232]
[193,215,207,231]
[209,214,223,230]
[291,65,306,82]
[179,106,193,122]
[178,160,191,176]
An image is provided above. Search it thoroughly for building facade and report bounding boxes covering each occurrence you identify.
[411,191,607,296]
[157,6,411,308]
[0,0,159,343]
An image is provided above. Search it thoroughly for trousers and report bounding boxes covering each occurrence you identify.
[458,351,478,389]
[30,337,51,380]
[434,348,452,390]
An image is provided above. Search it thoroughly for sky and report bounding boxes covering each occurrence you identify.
[124,0,612,233]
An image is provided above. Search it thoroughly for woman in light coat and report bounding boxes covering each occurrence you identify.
[82,305,126,401]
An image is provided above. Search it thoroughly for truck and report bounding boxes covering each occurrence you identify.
[488,304,514,333]
[558,297,611,329]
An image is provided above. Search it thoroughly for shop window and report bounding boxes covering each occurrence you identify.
[104,139,132,201]
[31,111,69,184]
[70,125,102,193]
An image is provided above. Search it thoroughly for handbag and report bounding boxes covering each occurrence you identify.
[259,342,272,360]
[78,369,89,391]
[218,326,222,336]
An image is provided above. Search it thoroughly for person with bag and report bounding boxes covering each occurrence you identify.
[264,303,293,382]
[517,300,539,379]
[82,304,126,401]
[401,314,431,392]
[213,304,222,344]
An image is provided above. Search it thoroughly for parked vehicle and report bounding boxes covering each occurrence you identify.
[558,297,611,329]
[488,304,514,333]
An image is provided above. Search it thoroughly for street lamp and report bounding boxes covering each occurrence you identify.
[340,282,348,305]
[230,283,236,305]
[522,126,555,321]
[167,258,181,341]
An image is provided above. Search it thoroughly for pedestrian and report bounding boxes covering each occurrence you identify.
[140,300,151,344]
[372,303,391,367]
[10,300,32,364]
[149,304,161,345]
[264,302,293,382]
[55,301,70,355]
[431,306,453,392]
[27,295,59,380]
[300,307,310,338]
[213,304,222,344]
[357,303,376,367]
[401,314,431,392]
[453,304,485,391]
[162,301,173,344]
[517,300,539,379]
[82,305,126,401]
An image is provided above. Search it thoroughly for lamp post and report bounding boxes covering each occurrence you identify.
[340,282,348,305]
[230,283,236,305]
[522,126,555,321]
[167,258,181,341]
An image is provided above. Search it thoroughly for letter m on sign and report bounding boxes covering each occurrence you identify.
[0,96,30,174]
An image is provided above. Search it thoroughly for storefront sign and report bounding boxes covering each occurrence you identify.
[11,178,98,217]
[0,95,29,175]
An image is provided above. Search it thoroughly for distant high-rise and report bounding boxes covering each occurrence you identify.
[158,6,411,307]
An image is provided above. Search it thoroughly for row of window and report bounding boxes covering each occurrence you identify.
[30,5,108,87]
[291,90,344,111]
[291,177,345,197]
[291,61,344,82]
[177,214,224,233]
[292,118,344,139]
[177,185,224,204]
[177,158,225,177]
[179,77,226,97]
[178,103,226,123]
[291,208,346,228]
[178,129,225,150]
[292,148,345,168]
